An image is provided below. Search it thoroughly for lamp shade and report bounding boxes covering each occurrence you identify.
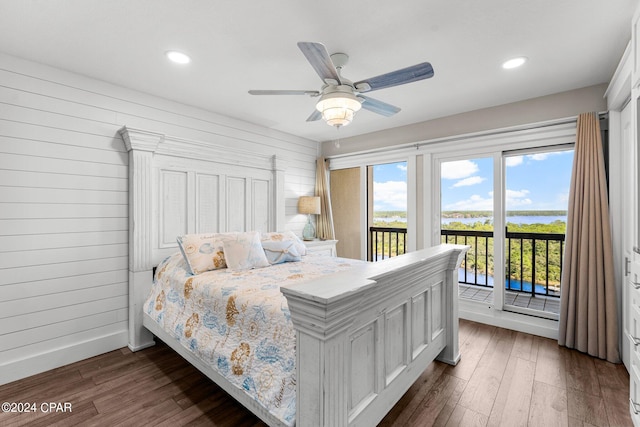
[315,86,362,128]
[298,196,321,215]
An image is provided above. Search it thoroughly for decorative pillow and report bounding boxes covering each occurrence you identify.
[262,240,302,264]
[223,231,271,271]
[176,232,237,275]
[261,230,307,256]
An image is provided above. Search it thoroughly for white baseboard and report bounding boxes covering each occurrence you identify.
[459,300,559,340]
[0,329,128,386]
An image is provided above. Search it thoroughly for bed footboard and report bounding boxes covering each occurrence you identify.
[281,244,468,427]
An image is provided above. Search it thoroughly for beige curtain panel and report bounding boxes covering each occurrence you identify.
[558,112,619,363]
[315,157,335,240]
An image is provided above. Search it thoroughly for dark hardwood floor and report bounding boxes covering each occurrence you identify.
[0,320,632,426]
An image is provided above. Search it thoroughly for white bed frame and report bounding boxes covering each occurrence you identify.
[120,126,468,427]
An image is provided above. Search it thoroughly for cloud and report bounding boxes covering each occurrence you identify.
[505,156,523,167]
[441,160,478,180]
[452,176,485,187]
[396,164,407,172]
[506,151,570,166]
[506,189,532,207]
[373,181,407,210]
[527,153,549,161]
[444,188,533,211]
[443,194,493,211]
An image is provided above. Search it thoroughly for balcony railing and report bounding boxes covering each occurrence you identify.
[440,229,493,287]
[441,229,564,298]
[369,226,407,261]
[369,226,564,298]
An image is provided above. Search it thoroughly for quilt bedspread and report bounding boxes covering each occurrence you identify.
[145,252,364,426]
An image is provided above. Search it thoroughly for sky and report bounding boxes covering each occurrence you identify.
[373,162,407,211]
[441,150,574,212]
[372,149,574,212]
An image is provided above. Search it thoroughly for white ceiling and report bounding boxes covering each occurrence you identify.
[0,0,636,142]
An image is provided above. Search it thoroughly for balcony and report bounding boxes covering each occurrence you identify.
[369,226,407,262]
[369,226,564,315]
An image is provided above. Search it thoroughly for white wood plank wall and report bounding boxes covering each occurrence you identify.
[0,52,319,385]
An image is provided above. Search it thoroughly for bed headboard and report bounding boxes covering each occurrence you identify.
[119,126,286,350]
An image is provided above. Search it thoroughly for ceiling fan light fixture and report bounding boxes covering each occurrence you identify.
[315,87,362,127]
[502,56,527,69]
[165,50,191,64]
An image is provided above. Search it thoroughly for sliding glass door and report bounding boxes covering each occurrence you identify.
[439,147,573,319]
[502,148,573,319]
[440,157,495,303]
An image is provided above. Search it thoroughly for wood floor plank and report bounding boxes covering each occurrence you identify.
[29,401,97,427]
[528,380,569,427]
[431,368,468,427]
[378,361,447,426]
[445,322,496,381]
[152,388,227,426]
[444,404,488,427]
[566,388,608,426]
[600,385,633,427]
[511,331,539,362]
[534,336,567,390]
[564,349,601,397]
[407,373,466,427]
[487,356,535,427]
[593,358,630,390]
[458,327,516,416]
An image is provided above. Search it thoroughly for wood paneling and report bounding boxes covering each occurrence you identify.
[0,51,318,385]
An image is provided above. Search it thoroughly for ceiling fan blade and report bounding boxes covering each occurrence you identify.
[358,95,401,117]
[354,62,434,93]
[248,90,319,96]
[297,42,342,85]
[306,110,322,122]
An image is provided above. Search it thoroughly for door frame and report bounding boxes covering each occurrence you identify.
[427,123,577,339]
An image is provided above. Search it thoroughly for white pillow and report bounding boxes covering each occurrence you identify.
[261,230,307,256]
[176,232,237,275]
[223,231,270,271]
[262,240,302,264]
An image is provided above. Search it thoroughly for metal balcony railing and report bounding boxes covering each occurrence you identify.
[369,226,564,298]
[369,227,407,262]
[441,229,493,287]
[441,228,564,298]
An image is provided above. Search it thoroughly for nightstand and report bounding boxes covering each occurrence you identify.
[303,239,338,257]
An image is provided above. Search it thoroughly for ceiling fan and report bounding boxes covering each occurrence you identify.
[248,42,434,128]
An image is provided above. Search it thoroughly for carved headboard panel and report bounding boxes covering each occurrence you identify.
[119,126,286,350]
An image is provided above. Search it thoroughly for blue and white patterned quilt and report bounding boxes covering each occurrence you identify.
[145,252,364,426]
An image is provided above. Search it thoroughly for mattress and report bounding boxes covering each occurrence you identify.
[145,251,365,426]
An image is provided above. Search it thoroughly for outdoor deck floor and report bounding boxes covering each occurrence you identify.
[459,283,561,315]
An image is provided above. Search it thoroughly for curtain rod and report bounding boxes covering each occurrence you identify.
[327,112,607,160]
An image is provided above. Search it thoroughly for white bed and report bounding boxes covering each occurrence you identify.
[120,126,468,427]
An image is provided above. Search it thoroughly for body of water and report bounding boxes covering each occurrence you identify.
[378,215,566,225]
[376,216,407,223]
[458,269,560,296]
[442,215,566,225]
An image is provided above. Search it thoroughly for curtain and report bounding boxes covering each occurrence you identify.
[558,112,619,363]
[315,157,335,240]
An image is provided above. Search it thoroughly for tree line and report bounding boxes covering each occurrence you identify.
[441,220,566,287]
[372,217,566,288]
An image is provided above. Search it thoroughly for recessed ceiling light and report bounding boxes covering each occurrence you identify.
[165,50,191,64]
[502,56,527,69]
